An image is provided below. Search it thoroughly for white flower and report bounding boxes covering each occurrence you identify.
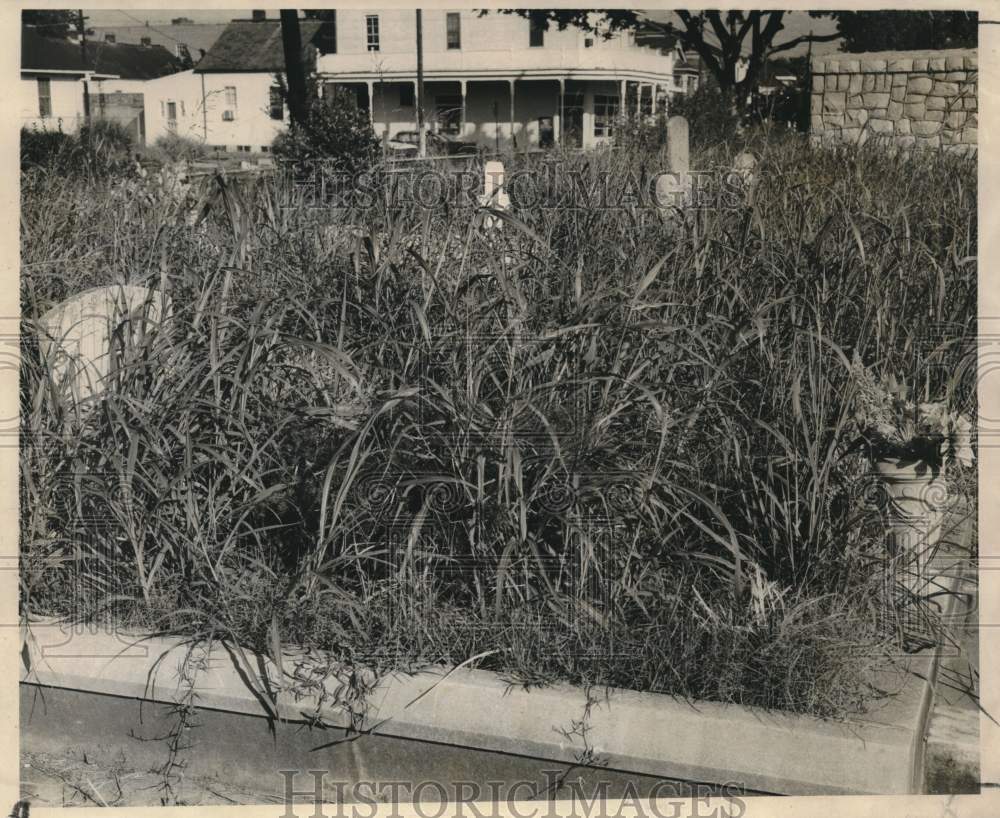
[950,414,974,467]
[918,401,950,436]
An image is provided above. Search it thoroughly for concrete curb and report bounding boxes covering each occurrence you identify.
[20,513,973,796]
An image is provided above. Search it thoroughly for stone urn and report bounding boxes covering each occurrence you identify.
[874,456,950,596]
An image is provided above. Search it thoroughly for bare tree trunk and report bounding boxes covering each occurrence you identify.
[280,10,309,127]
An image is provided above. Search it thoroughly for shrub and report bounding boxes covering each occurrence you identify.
[20,128,75,172]
[79,119,134,155]
[21,119,135,178]
[669,80,741,149]
[147,133,210,164]
[77,119,135,175]
[271,87,380,174]
[613,112,668,153]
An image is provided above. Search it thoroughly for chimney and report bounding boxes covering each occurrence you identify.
[252,10,266,22]
[104,33,116,44]
[140,36,152,47]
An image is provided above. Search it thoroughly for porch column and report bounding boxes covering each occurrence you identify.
[366,80,375,126]
[508,79,516,149]
[460,79,467,138]
[414,79,420,132]
[555,78,564,145]
[620,79,626,119]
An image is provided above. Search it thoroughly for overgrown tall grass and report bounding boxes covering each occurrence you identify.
[20,133,976,718]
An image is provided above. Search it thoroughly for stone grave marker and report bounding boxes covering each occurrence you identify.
[655,116,692,212]
[479,160,511,230]
[37,285,168,405]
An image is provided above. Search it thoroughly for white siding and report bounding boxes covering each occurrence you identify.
[200,72,287,152]
[142,70,207,145]
[317,10,673,81]
[20,74,86,133]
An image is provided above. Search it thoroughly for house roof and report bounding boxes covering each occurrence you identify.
[21,28,185,79]
[89,24,227,63]
[195,20,327,73]
[634,22,681,52]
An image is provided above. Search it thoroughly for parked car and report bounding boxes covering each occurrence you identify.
[387,130,478,157]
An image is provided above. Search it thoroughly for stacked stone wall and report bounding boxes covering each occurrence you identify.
[810,49,977,154]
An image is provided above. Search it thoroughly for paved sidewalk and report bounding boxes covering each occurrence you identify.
[923,563,982,794]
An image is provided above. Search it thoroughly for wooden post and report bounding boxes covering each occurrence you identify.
[79,10,91,125]
[555,78,563,145]
[508,79,516,150]
[416,9,426,158]
[460,79,467,138]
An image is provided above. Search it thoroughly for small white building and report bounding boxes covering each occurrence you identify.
[21,28,106,133]
[21,27,185,141]
[186,19,328,153]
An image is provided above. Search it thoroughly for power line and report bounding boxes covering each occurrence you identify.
[110,9,189,45]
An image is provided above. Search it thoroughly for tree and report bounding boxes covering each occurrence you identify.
[815,11,976,53]
[302,9,338,54]
[271,87,379,173]
[22,10,79,38]
[490,10,840,112]
[280,10,310,127]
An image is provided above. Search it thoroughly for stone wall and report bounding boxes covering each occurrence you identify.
[810,49,977,154]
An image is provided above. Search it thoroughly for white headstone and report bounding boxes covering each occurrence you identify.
[666,116,690,177]
[657,116,692,211]
[479,160,511,230]
[38,285,168,404]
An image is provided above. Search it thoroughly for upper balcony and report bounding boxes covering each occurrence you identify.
[315,10,677,84]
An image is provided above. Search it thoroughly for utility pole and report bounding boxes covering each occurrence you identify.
[280,10,309,127]
[416,9,426,158]
[78,10,90,126]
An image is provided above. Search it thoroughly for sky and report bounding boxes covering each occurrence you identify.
[83,9,243,27]
[82,8,843,56]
